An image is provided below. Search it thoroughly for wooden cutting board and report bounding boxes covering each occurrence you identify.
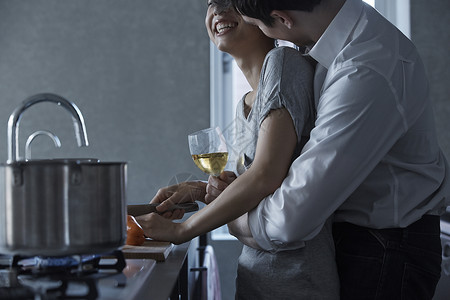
[122,240,173,262]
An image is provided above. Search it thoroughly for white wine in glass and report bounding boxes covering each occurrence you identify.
[188,127,228,176]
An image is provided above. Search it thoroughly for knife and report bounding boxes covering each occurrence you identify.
[127,202,199,217]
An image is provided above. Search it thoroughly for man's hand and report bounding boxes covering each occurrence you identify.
[205,171,237,203]
[228,213,261,249]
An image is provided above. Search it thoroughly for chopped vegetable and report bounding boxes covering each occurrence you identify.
[126,215,146,246]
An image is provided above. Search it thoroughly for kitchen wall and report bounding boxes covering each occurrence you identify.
[0,0,210,203]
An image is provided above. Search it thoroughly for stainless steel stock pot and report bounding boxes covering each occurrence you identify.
[0,159,127,256]
[0,93,127,256]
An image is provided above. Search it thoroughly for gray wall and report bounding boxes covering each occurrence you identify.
[0,0,210,203]
[411,0,450,158]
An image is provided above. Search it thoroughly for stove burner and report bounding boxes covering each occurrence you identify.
[0,250,127,300]
[10,250,126,275]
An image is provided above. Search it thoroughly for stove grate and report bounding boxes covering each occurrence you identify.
[0,250,127,299]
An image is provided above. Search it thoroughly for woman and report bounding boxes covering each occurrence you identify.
[136,1,339,298]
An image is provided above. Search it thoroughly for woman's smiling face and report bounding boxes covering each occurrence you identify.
[205,0,268,54]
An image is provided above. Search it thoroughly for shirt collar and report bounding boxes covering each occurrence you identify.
[308,0,364,69]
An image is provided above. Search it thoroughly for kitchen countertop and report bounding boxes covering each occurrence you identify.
[130,241,192,300]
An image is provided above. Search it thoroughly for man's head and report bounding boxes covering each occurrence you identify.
[230,0,345,47]
[230,0,322,26]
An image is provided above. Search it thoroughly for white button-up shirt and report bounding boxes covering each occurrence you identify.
[248,0,450,252]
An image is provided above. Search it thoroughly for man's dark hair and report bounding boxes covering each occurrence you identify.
[231,0,322,26]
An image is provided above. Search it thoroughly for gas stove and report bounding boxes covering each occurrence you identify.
[0,250,156,300]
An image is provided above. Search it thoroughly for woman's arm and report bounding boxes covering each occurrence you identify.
[206,175,260,247]
[139,107,298,244]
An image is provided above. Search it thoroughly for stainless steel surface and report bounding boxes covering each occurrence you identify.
[99,258,157,299]
[127,202,199,217]
[0,94,127,256]
[7,93,89,163]
[134,242,192,300]
[0,159,127,256]
[25,130,61,160]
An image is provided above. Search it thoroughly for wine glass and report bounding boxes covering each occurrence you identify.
[188,127,228,176]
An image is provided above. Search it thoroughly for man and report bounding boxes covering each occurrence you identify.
[209,0,450,298]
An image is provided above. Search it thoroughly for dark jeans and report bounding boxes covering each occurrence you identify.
[333,215,442,300]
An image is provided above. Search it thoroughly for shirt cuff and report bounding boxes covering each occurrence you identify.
[247,201,276,252]
[248,197,306,253]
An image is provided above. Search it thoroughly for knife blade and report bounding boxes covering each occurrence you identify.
[127,202,199,217]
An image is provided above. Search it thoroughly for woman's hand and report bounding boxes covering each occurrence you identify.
[135,213,188,245]
[150,181,206,219]
[205,171,237,203]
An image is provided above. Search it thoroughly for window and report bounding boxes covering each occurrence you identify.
[374,0,411,38]
[210,0,410,240]
[364,0,375,7]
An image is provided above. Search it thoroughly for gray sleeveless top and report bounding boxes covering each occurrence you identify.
[229,46,315,175]
[230,47,339,300]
